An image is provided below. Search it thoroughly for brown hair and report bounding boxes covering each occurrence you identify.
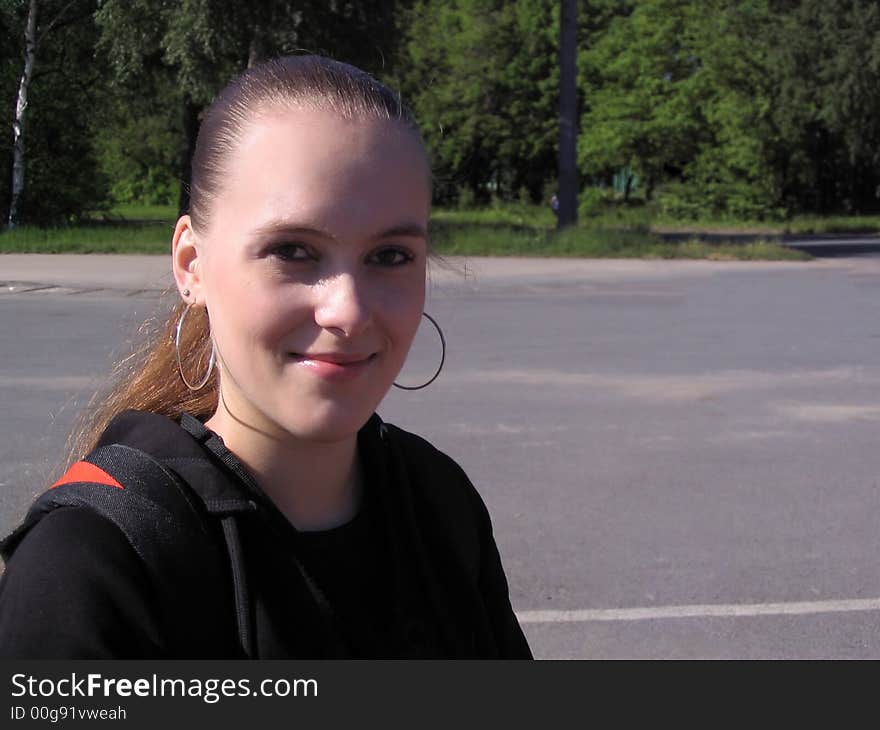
[65,55,424,468]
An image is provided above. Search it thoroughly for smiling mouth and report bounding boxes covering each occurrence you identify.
[288,352,376,365]
[286,352,377,380]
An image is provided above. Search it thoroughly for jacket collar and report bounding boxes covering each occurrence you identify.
[99,409,390,518]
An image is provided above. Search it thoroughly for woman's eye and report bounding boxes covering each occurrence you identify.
[270,243,313,261]
[369,247,414,267]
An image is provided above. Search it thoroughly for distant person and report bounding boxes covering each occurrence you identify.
[0,56,532,659]
[550,193,560,217]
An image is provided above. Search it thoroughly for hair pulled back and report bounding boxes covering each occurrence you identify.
[190,55,420,231]
[66,56,422,468]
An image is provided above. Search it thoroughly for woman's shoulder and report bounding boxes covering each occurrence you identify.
[381,421,462,464]
[369,418,492,535]
[96,409,201,459]
[0,411,237,657]
[375,420,477,492]
[0,506,164,658]
[4,504,144,568]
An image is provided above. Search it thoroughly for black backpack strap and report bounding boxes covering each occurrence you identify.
[1,444,233,655]
[2,444,210,562]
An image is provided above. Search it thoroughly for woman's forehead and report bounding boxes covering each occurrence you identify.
[240,104,424,164]
[206,107,430,238]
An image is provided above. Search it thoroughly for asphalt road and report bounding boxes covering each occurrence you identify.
[3,254,880,658]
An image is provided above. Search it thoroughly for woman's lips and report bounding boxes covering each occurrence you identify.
[288,352,376,381]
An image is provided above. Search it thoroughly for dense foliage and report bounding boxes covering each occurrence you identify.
[579,0,880,219]
[401,0,559,205]
[3,0,880,224]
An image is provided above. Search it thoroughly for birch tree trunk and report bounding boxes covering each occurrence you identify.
[557,0,578,229]
[8,0,39,230]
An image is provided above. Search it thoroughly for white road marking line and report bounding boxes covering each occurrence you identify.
[516,597,880,623]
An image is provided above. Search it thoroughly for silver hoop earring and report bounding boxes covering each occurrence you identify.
[175,303,216,391]
[393,312,446,391]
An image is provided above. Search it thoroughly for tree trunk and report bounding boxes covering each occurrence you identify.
[177,99,201,217]
[7,0,39,230]
[557,0,578,230]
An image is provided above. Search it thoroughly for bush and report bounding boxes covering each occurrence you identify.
[541,179,555,202]
[97,111,181,207]
[655,182,705,220]
[456,186,476,210]
[656,181,785,221]
[578,187,615,218]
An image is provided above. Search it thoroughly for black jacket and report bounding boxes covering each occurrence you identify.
[0,410,532,659]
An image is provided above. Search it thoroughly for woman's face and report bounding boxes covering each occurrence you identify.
[176,106,430,443]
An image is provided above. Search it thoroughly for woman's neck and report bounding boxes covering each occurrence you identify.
[205,407,363,532]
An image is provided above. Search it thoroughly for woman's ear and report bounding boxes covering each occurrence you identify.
[172,215,202,302]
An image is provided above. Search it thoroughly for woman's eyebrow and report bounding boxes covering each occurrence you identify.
[375,223,428,240]
[251,220,428,241]
[251,220,333,239]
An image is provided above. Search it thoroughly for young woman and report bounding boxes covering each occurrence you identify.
[0,56,532,659]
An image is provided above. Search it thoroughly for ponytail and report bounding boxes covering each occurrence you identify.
[64,296,217,468]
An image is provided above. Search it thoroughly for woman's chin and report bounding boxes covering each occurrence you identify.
[275,406,375,445]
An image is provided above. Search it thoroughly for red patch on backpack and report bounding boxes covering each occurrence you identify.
[51,461,123,490]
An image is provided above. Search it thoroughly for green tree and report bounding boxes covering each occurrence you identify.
[769,0,880,213]
[674,0,782,218]
[95,0,407,213]
[578,0,707,201]
[579,0,880,218]
[402,0,558,204]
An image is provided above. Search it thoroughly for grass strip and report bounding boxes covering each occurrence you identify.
[430,223,810,260]
[0,223,172,253]
[0,203,810,260]
[0,223,809,260]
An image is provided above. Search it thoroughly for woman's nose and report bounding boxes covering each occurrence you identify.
[313,272,372,337]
